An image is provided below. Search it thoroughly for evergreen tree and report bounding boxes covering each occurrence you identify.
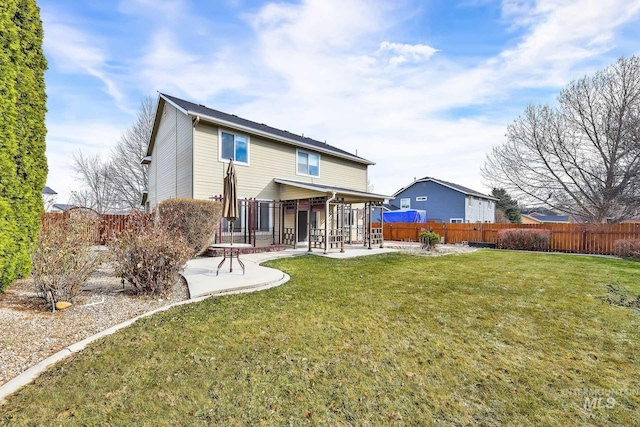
[0,0,47,291]
[491,188,521,223]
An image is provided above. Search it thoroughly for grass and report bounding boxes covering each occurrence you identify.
[1,251,639,426]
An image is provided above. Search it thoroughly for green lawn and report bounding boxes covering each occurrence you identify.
[1,251,639,426]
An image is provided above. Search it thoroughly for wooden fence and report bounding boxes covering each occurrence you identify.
[376,222,640,255]
[41,212,148,245]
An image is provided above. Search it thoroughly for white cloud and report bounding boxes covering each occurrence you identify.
[376,41,439,66]
[41,0,640,200]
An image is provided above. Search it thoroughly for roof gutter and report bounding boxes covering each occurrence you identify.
[186,112,375,166]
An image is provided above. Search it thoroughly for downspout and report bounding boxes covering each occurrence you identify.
[324,192,337,254]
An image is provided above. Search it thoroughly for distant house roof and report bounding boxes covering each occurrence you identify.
[42,186,57,195]
[149,93,374,166]
[393,177,497,200]
[521,214,570,223]
[52,203,76,212]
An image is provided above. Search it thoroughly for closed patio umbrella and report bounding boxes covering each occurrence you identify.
[222,159,238,244]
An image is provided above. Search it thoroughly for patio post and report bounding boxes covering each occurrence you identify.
[368,202,373,250]
[380,204,384,248]
[294,199,298,249]
[341,202,345,253]
[324,198,329,254]
[308,203,312,253]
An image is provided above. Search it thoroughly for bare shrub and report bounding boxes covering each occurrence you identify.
[110,212,190,295]
[613,239,640,261]
[31,210,103,308]
[498,228,551,251]
[158,198,222,257]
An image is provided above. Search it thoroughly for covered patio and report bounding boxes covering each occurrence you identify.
[275,178,388,253]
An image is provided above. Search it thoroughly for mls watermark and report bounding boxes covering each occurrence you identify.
[561,388,638,410]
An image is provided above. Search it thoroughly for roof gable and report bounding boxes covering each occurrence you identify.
[147,93,373,166]
[393,177,496,200]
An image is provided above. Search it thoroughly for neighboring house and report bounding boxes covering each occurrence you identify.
[42,186,57,212]
[143,93,389,250]
[51,203,77,213]
[521,212,571,224]
[390,177,497,223]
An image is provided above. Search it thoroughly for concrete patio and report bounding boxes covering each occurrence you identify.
[183,245,399,299]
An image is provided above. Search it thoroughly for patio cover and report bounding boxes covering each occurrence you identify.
[274,178,390,203]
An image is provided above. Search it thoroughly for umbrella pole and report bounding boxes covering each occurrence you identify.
[230,222,233,246]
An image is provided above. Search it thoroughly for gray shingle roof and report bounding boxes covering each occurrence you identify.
[160,93,372,165]
[393,177,496,200]
[42,186,57,195]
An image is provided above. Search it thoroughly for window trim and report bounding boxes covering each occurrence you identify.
[400,198,411,209]
[450,218,463,223]
[218,129,250,166]
[296,149,320,177]
[415,196,427,202]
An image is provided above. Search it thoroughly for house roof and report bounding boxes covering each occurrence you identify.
[392,177,497,200]
[149,93,374,166]
[52,203,76,211]
[42,186,57,195]
[274,178,391,202]
[522,214,570,223]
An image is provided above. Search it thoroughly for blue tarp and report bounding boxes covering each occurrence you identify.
[373,209,427,223]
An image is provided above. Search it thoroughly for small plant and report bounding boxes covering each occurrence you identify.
[158,198,222,257]
[419,231,440,250]
[613,238,640,261]
[31,209,103,308]
[498,228,551,251]
[110,212,190,295]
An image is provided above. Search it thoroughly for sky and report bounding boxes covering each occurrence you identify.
[40,0,640,203]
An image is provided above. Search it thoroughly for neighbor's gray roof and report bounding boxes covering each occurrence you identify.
[156,93,374,165]
[42,186,57,195]
[393,176,497,200]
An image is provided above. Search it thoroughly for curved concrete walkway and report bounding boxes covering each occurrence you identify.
[0,246,397,404]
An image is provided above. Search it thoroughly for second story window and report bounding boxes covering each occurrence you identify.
[220,130,249,165]
[297,150,320,177]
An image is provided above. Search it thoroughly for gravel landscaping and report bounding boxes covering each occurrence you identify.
[0,264,189,387]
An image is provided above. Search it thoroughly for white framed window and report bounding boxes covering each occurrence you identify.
[416,196,427,201]
[400,198,410,209]
[296,150,320,177]
[219,130,249,165]
[450,218,463,223]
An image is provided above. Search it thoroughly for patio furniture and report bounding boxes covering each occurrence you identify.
[211,243,252,275]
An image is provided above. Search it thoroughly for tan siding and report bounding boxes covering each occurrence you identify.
[148,150,156,207]
[284,213,295,230]
[149,103,193,208]
[155,103,177,204]
[176,111,192,198]
[192,122,368,200]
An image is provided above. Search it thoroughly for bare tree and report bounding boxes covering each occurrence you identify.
[109,95,156,210]
[70,152,118,214]
[482,56,640,223]
[71,96,156,213]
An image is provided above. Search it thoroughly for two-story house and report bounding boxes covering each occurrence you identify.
[390,177,497,223]
[143,93,388,251]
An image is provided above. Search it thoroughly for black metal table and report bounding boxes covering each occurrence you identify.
[210,243,252,276]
